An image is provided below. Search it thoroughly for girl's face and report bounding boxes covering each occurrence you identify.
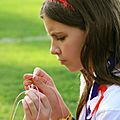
[43,16,87,72]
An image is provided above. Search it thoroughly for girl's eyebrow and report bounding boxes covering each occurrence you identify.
[50,32,64,36]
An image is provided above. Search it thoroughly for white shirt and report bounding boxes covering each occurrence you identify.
[79,74,120,120]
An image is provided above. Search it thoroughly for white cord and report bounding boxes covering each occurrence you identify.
[12,99,23,120]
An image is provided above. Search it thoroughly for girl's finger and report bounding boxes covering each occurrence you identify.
[30,89,50,110]
[24,96,38,119]
[24,86,29,90]
[40,93,51,109]
[23,74,33,80]
[23,80,33,90]
[33,89,51,109]
[33,67,53,85]
[24,80,32,86]
[34,90,51,119]
[22,99,32,120]
[26,89,39,110]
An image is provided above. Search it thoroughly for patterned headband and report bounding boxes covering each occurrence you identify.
[49,0,74,9]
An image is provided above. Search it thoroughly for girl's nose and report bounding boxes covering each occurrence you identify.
[50,46,61,55]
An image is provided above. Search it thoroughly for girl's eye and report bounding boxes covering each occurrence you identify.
[57,36,66,41]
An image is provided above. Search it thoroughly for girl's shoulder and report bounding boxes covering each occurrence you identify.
[99,84,120,111]
[93,85,120,120]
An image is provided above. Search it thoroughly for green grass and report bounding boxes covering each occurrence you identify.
[0,40,80,119]
[0,0,46,38]
[0,0,80,119]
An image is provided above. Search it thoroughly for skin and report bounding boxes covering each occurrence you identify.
[43,15,87,72]
[23,68,70,120]
[22,16,87,120]
[22,89,51,120]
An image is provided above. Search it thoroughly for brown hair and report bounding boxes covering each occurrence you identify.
[40,0,120,119]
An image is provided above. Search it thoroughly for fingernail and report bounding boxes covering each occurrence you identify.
[34,76,39,82]
[27,76,33,80]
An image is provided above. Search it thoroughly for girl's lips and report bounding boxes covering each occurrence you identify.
[58,59,67,64]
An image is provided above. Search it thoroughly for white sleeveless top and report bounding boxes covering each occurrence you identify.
[79,74,120,120]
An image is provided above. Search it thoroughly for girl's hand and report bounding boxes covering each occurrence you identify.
[22,89,51,120]
[23,67,70,120]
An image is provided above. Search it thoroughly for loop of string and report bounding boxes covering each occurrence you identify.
[10,84,41,120]
[10,91,25,120]
[49,86,64,118]
[10,83,65,120]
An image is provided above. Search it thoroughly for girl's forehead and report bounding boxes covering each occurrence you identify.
[43,16,69,31]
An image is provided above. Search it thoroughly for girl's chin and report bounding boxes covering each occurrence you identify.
[65,66,81,72]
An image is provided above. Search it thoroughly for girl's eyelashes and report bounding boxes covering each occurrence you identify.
[49,34,67,41]
[56,36,66,41]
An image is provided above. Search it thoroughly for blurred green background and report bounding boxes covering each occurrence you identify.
[0,0,80,119]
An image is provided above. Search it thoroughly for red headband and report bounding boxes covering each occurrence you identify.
[49,0,74,9]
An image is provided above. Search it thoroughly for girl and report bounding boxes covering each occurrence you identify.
[22,0,120,120]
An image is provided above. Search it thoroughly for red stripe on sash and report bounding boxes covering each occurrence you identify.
[91,85,107,118]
